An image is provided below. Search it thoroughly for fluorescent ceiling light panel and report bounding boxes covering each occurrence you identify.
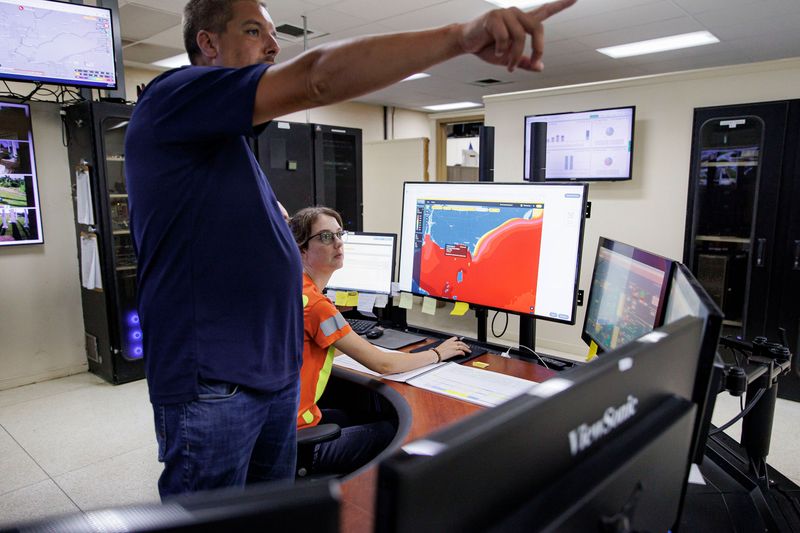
[597,31,719,59]
[152,53,190,68]
[484,0,550,8]
[402,73,430,82]
[423,102,482,111]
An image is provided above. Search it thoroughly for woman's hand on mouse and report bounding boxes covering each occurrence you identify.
[435,337,471,361]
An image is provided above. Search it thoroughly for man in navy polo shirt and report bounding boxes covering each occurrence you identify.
[125,0,576,498]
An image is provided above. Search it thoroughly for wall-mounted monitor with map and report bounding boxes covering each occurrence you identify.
[0,0,117,89]
[398,182,588,324]
[0,101,43,247]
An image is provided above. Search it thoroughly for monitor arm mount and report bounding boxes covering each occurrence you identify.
[716,330,793,488]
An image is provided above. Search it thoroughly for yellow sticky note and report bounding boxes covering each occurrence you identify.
[472,361,489,369]
[335,291,348,306]
[398,292,413,310]
[421,296,437,315]
[345,291,359,307]
[450,301,469,316]
[586,340,599,362]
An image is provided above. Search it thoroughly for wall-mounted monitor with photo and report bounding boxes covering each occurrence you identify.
[0,0,118,89]
[524,106,635,182]
[0,102,43,247]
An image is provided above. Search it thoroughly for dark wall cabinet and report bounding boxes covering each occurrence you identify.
[255,121,363,230]
[684,100,800,400]
[66,101,143,384]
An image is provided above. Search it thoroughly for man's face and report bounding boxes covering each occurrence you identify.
[212,1,280,68]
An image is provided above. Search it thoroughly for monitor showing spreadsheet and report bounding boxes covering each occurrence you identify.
[326,232,396,295]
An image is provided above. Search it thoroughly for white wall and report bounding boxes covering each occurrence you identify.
[478,57,800,357]
[0,103,87,390]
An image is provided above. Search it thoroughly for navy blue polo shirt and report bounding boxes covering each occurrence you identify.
[125,64,303,404]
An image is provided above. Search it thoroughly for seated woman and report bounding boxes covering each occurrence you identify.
[289,206,470,476]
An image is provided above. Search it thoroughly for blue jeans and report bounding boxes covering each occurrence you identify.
[153,378,299,499]
[311,408,395,475]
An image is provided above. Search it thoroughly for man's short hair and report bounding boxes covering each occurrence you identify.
[289,207,343,250]
[183,0,267,64]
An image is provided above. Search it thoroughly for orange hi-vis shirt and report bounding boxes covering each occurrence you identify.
[297,273,352,429]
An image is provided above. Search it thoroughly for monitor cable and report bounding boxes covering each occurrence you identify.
[491,311,508,338]
[709,386,766,436]
[517,344,550,370]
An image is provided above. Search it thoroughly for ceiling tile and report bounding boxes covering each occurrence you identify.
[119,3,181,42]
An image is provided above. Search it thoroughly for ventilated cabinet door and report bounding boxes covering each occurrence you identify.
[99,115,143,373]
[685,102,788,339]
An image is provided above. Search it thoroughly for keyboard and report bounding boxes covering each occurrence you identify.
[347,318,378,335]
[410,339,488,364]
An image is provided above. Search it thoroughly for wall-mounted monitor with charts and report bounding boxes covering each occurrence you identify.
[326,231,396,295]
[0,0,118,89]
[398,182,587,324]
[524,106,635,182]
[582,237,674,353]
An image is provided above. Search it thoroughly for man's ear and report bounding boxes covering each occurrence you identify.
[196,30,219,62]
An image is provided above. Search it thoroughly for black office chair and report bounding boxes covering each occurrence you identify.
[295,423,341,479]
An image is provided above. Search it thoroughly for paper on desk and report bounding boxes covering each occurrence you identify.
[333,352,446,383]
[407,362,535,407]
[333,355,382,377]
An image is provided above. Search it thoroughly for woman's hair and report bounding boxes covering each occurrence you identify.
[289,206,343,250]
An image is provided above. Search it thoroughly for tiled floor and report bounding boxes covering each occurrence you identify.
[0,373,161,527]
[0,371,798,528]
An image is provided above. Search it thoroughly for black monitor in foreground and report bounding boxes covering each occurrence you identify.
[375,316,705,533]
[663,262,724,464]
[5,480,339,533]
[397,181,588,324]
[326,231,396,295]
[582,237,674,353]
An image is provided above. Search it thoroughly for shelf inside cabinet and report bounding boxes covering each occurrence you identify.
[699,161,758,168]
[109,194,128,199]
[695,235,751,244]
[112,229,130,235]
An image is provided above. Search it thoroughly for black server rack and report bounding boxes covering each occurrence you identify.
[256,121,362,231]
[66,101,143,384]
[684,99,800,401]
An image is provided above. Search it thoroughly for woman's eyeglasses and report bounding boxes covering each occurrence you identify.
[306,229,347,245]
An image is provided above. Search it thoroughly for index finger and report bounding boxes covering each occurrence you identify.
[520,0,577,70]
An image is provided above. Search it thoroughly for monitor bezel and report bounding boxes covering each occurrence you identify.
[0,100,45,248]
[398,180,588,325]
[523,104,636,182]
[0,0,119,90]
[665,262,724,464]
[325,231,397,295]
[581,236,675,352]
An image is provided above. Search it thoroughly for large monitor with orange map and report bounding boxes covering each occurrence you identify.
[397,182,588,324]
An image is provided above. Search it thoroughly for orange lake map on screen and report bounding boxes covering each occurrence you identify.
[412,200,545,314]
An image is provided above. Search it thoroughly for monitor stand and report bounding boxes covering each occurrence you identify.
[475,308,537,353]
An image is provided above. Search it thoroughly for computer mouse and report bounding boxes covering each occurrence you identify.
[366,327,384,339]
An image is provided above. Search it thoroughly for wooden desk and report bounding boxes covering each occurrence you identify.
[334,346,557,532]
